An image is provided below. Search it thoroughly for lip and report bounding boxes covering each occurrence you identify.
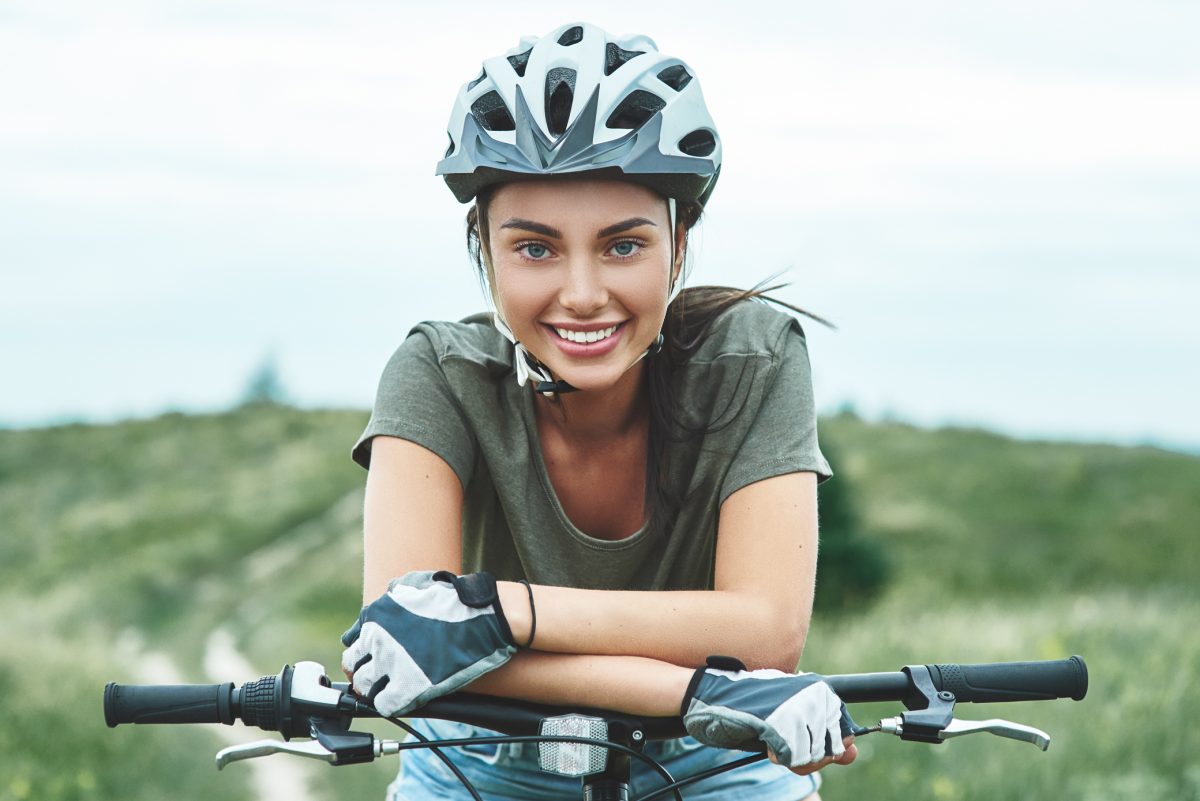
[542,321,626,358]
[544,321,626,332]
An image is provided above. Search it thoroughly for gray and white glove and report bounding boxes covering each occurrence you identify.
[341,570,517,717]
[681,656,850,768]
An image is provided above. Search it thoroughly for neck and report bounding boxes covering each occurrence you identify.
[535,362,649,441]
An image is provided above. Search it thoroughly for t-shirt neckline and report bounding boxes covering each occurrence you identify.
[517,386,655,552]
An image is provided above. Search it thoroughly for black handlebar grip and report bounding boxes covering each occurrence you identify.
[104,682,236,727]
[927,655,1088,703]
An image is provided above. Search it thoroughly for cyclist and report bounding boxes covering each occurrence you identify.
[342,22,855,801]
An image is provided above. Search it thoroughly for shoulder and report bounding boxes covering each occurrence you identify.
[672,299,817,430]
[388,312,514,381]
[686,299,808,367]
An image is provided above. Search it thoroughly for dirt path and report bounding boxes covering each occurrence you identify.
[203,627,318,801]
[116,627,317,801]
[113,490,363,801]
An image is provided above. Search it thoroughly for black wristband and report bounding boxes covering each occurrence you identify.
[517,579,536,649]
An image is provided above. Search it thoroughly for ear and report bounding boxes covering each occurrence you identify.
[478,242,507,314]
[671,223,687,285]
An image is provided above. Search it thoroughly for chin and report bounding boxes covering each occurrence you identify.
[546,362,634,394]
[553,372,622,393]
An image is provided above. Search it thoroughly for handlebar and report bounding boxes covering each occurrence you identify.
[105,656,1088,739]
[104,655,1088,800]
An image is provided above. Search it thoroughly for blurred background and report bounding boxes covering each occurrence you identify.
[1,1,1197,799]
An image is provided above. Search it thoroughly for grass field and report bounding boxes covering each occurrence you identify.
[2,406,1196,800]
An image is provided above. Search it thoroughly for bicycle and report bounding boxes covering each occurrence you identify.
[105,655,1088,801]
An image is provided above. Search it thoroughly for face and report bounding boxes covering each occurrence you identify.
[485,179,680,393]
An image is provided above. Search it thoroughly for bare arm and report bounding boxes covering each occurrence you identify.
[361,436,463,600]
[361,436,818,676]
[493,470,818,671]
[469,651,693,716]
[357,436,852,775]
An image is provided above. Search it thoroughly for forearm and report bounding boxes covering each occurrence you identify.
[492,475,819,672]
[468,650,694,717]
[498,582,809,671]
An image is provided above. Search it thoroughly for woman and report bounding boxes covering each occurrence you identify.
[341,22,856,801]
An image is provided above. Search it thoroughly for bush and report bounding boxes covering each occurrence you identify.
[814,438,890,612]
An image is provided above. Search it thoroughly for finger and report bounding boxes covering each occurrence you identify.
[834,742,858,766]
[789,755,835,776]
[340,635,369,677]
[350,653,383,700]
[341,610,366,647]
[787,739,857,776]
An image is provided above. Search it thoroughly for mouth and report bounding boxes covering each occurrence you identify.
[547,322,624,345]
[542,322,627,356]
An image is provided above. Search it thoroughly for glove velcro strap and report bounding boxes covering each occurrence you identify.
[432,570,516,647]
[680,655,750,717]
[705,655,748,672]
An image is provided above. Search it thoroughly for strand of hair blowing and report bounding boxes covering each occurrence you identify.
[464,193,831,527]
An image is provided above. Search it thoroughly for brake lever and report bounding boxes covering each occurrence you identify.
[216,739,339,769]
[215,738,402,769]
[878,716,1051,751]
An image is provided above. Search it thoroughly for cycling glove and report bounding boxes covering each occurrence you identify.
[341,570,517,717]
[681,656,848,768]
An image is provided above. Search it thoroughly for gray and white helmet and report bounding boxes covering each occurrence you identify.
[436,22,721,207]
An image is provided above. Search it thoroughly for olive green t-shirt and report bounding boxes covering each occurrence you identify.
[352,301,831,592]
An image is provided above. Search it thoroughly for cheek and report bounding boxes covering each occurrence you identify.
[616,262,672,315]
[493,267,551,326]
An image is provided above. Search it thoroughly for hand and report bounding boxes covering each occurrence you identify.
[774,736,857,776]
[681,657,851,770]
[340,570,517,717]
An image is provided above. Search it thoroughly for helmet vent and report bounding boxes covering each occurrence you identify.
[605,90,665,129]
[470,91,516,132]
[545,67,577,137]
[557,26,584,46]
[678,128,716,157]
[656,65,693,91]
[507,48,532,77]
[467,70,487,91]
[604,43,644,76]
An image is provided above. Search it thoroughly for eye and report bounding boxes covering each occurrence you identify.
[609,240,643,258]
[517,242,552,260]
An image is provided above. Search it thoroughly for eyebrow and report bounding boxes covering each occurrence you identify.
[499,218,562,238]
[498,216,657,240]
[597,217,657,238]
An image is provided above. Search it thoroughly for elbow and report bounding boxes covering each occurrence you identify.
[740,602,809,672]
[768,617,807,672]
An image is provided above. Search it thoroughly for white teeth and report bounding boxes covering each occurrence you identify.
[554,325,618,344]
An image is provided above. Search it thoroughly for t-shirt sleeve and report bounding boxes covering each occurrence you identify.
[718,321,833,505]
[351,329,477,488]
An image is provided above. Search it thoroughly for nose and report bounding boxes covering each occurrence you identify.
[557,256,608,316]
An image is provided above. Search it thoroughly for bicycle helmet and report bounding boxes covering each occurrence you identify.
[436,22,721,208]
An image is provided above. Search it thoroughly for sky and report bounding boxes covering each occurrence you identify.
[2,0,1198,452]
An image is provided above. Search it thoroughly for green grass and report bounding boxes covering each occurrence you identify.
[2,406,1197,800]
[803,589,1200,801]
[819,412,1200,598]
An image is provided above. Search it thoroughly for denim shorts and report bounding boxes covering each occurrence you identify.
[387,719,821,801]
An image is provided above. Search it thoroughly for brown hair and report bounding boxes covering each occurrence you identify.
[465,187,831,523]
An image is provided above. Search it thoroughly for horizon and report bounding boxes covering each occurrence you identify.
[6,395,1197,459]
